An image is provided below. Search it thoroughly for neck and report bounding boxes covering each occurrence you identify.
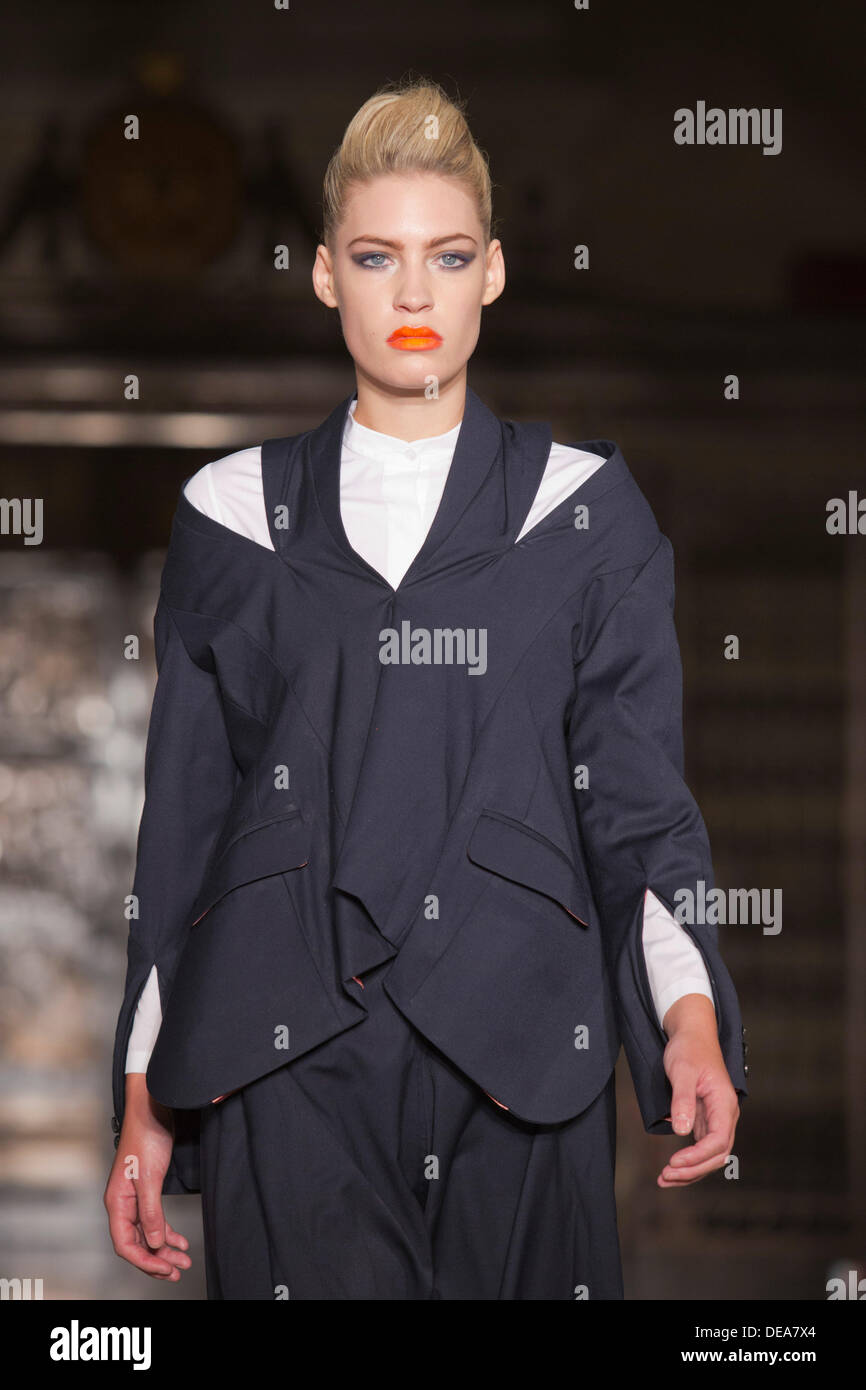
[351,372,466,441]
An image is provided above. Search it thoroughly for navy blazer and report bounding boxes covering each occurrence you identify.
[111,387,748,1194]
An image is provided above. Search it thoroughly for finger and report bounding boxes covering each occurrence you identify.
[134,1230,192,1272]
[668,1128,731,1167]
[668,1074,697,1137]
[674,1089,739,1159]
[658,1152,730,1186]
[163,1221,190,1252]
[669,1079,737,1144]
[134,1178,167,1251]
[107,1186,177,1276]
[110,1225,178,1276]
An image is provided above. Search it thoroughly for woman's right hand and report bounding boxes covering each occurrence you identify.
[103,1074,192,1281]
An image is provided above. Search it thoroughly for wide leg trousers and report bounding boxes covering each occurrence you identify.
[198,958,623,1300]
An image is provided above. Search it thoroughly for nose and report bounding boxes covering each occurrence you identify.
[394,264,433,316]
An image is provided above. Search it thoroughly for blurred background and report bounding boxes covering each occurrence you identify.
[0,0,863,1301]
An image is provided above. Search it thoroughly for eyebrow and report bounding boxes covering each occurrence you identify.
[346,233,478,250]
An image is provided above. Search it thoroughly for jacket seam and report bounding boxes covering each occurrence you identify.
[173,505,286,564]
[573,533,668,673]
[509,463,626,549]
[438,537,667,825]
[221,689,269,729]
[162,597,333,768]
[162,602,264,727]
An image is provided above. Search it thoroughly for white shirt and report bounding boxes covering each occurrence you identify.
[126,398,714,1071]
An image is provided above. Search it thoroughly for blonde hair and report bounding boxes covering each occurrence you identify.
[321,76,495,251]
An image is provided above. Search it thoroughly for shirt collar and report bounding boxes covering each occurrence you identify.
[343,395,462,462]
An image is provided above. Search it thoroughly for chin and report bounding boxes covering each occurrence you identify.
[373,359,449,394]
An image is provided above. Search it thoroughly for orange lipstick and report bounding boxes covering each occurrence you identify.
[387,324,443,351]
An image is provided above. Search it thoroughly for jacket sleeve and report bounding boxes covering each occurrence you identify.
[110,589,240,1193]
[568,534,748,1134]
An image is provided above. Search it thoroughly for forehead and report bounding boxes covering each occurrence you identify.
[340,173,480,238]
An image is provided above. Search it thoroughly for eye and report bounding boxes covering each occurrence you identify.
[437,253,471,268]
[354,252,392,268]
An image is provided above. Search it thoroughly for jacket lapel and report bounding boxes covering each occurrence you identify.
[306,385,553,591]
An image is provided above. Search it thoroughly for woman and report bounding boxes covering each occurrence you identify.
[105,78,746,1300]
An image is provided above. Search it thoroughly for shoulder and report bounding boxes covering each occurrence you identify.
[518,438,609,539]
[548,436,661,566]
[542,436,672,647]
[182,446,274,550]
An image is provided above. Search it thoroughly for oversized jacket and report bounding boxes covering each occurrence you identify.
[111,386,749,1194]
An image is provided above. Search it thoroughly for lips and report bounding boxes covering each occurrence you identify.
[387,325,443,351]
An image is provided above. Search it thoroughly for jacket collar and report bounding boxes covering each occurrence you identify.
[173,390,632,578]
[308,385,528,592]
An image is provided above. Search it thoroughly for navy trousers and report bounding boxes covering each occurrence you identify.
[198,959,623,1300]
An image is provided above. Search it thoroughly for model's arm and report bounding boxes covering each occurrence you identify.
[568,535,745,1185]
[105,588,240,1280]
[118,450,271,1087]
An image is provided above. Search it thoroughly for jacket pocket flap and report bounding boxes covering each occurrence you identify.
[191,810,311,923]
[466,809,592,926]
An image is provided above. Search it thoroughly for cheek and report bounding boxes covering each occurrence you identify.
[444,280,484,339]
[337,310,367,353]
[339,290,387,345]
[450,312,481,356]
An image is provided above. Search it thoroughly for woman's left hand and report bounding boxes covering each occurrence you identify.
[657,993,741,1187]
